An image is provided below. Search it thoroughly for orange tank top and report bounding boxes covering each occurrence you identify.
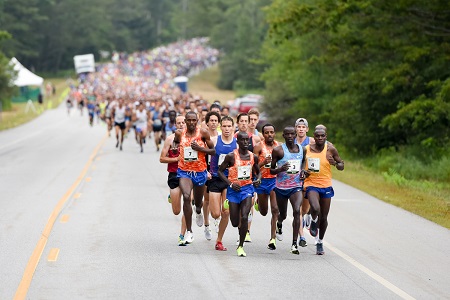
[304,144,332,188]
[178,128,207,172]
[258,140,278,179]
[228,149,254,186]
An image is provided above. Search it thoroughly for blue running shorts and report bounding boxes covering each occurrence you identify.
[255,178,276,195]
[227,184,255,204]
[305,186,334,199]
[274,187,302,199]
[177,169,208,186]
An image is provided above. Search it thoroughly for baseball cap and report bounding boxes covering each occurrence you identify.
[295,118,308,127]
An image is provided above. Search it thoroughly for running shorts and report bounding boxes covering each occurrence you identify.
[167,172,179,189]
[208,176,228,193]
[114,122,126,130]
[305,186,334,199]
[274,187,302,199]
[255,178,276,195]
[227,184,255,204]
[177,169,207,186]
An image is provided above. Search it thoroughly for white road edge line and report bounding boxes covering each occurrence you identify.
[286,216,415,299]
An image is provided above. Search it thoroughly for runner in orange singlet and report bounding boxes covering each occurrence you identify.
[218,132,261,257]
[174,111,215,244]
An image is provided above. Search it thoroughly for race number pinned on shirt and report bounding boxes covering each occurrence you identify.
[287,159,301,174]
[307,157,320,173]
[218,154,226,166]
[184,147,198,161]
[238,165,251,180]
[264,154,271,168]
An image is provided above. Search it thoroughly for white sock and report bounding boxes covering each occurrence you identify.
[318,239,323,244]
[312,216,318,223]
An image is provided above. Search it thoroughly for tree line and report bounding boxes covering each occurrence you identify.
[1,0,449,180]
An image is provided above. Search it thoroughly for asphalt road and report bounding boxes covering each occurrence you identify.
[0,104,449,300]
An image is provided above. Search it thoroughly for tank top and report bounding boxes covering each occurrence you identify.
[276,143,303,189]
[167,142,179,173]
[152,110,162,127]
[178,128,207,172]
[228,149,254,186]
[165,121,177,135]
[99,102,107,114]
[135,110,147,125]
[295,136,311,147]
[114,106,126,123]
[304,144,332,188]
[258,140,278,179]
[210,135,237,177]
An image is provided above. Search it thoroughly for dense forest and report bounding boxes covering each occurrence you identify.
[1,0,449,181]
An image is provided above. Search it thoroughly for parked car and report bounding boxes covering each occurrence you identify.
[229,94,263,117]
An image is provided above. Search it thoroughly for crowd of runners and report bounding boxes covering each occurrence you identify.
[66,38,345,257]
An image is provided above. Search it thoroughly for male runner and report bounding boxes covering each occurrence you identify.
[133,103,150,153]
[304,126,344,255]
[112,98,127,151]
[208,116,237,251]
[218,132,261,257]
[270,126,308,255]
[253,124,280,250]
[174,111,215,243]
[160,115,187,245]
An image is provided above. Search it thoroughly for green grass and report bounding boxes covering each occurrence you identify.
[0,78,69,131]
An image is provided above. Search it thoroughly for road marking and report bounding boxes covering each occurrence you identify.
[14,135,107,300]
[85,177,92,182]
[60,215,70,223]
[287,216,415,299]
[324,241,415,300]
[74,193,82,199]
[47,248,60,262]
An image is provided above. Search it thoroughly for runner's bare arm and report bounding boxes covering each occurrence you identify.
[192,128,215,155]
[159,135,178,164]
[252,154,261,186]
[270,146,289,175]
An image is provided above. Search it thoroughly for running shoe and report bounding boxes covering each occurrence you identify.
[267,238,276,250]
[309,219,318,237]
[195,209,204,227]
[290,244,300,255]
[120,144,123,151]
[314,233,320,245]
[215,241,227,251]
[223,199,229,210]
[236,246,246,257]
[276,222,283,241]
[116,141,119,148]
[178,234,186,246]
[204,226,212,240]
[316,242,325,255]
[254,200,259,212]
[245,231,252,243]
[185,231,194,244]
[304,214,312,229]
[214,218,220,233]
[299,237,307,247]
[167,194,171,203]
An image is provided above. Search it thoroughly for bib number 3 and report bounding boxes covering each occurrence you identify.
[287,159,301,174]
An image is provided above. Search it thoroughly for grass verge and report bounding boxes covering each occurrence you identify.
[0,78,69,131]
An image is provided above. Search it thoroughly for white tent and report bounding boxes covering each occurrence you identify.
[9,57,44,87]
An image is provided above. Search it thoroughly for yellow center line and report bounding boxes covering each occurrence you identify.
[60,215,70,223]
[47,248,60,262]
[85,177,92,182]
[73,193,82,199]
[14,135,107,300]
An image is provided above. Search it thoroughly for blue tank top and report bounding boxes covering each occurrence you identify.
[276,143,303,189]
[165,121,177,134]
[295,136,310,147]
[210,135,237,177]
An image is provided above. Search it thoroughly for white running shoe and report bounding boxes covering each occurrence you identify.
[196,211,204,227]
[185,231,194,244]
[214,218,220,233]
[304,214,312,229]
[204,226,212,240]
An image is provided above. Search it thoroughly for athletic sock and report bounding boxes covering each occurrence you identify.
[318,239,323,244]
[312,216,318,223]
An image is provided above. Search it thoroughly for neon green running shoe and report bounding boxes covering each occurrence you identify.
[254,200,259,212]
[223,199,229,210]
[168,194,172,203]
[236,246,246,257]
[245,231,252,243]
[178,234,186,246]
[268,238,276,250]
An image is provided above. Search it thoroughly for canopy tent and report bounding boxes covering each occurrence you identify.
[10,57,44,87]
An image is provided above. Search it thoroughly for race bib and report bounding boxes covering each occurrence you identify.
[264,154,271,168]
[184,147,198,161]
[218,154,226,166]
[307,157,320,173]
[237,165,251,180]
[287,159,301,174]
[153,119,162,126]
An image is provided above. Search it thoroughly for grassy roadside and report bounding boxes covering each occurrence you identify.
[0,78,69,131]
[193,66,449,229]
